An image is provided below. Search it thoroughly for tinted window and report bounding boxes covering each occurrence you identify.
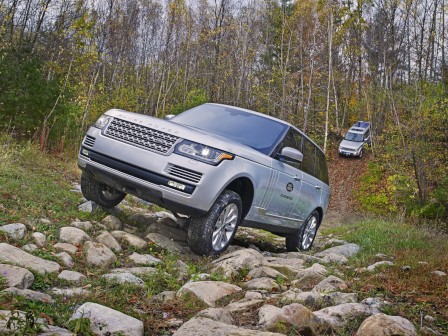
[315,149,329,185]
[302,138,316,176]
[172,104,288,155]
[274,128,303,169]
[345,132,363,142]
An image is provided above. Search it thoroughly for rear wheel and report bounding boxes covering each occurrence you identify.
[80,172,126,208]
[358,148,364,159]
[187,190,242,256]
[285,210,320,251]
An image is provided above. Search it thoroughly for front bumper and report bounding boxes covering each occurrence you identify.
[78,127,243,216]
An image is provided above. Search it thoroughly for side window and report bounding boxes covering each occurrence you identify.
[365,129,370,140]
[315,149,329,185]
[302,138,316,176]
[274,128,303,170]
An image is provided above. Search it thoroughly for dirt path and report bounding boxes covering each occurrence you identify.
[322,146,370,227]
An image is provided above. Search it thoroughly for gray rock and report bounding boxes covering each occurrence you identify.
[313,303,378,331]
[59,227,91,246]
[259,303,317,334]
[196,308,235,324]
[21,243,38,253]
[432,270,446,277]
[56,252,74,268]
[101,215,123,231]
[146,222,187,242]
[84,241,117,268]
[95,231,122,252]
[70,220,93,231]
[320,253,348,264]
[102,272,145,287]
[244,291,263,300]
[0,243,60,274]
[313,275,348,293]
[243,277,280,291]
[0,310,47,333]
[39,218,52,225]
[263,257,306,276]
[145,233,185,253]
[32,232,47,247]
[3,287,54,303]
[424,315,436,323]
[0,223,27,240]
[225,299,264,313]
[272,252,323,263]
[57,270,86,283]
[316,243,360,258]
[211,248,264,277]
[323,292,358,306]
[0,264,34,289]
[248,266,286,280]
[173,317,283,336]
[281,290,323,310]
[111,267,158,276]
[361,297,389,310]
[38,325,73,336]
[151,291,177,304]
[177,281,242,307]
[356,313,416,336]
[70,302,144,336]
[111,231,147,249]
[366,261,394,272]
[52,287,90,297]
[129,252,160,266]
[294,263,327,289]
[54,242,78,255]
[78,201,98,213]
[155,211,177,221]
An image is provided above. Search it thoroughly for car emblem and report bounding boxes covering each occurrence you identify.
[286,182,294,192]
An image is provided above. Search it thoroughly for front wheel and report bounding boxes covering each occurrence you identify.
[80,172,126,208]
[285,210,320,251]
[187,190,242,256]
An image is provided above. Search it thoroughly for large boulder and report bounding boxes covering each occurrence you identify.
[111,231,147,249]
[0,223,27,240]
[59,227,91,246]
[0,264,34,289]
[356,313,416,336]
[70,302,144,336]
[177,281,242,307]
[211,248,264,277]
[316,243,360,258]
[0,243,60,274]
[95,231,122,252]
[84,241,117,268]
[173,317,284,336]
[259,303,318,335]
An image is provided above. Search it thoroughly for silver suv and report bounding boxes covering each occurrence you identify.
[338,121,371,158]
[78,104,330,255]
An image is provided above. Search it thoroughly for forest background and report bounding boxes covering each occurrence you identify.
[0,0,447,222]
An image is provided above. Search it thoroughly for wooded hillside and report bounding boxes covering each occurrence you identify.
[0,0,447,220]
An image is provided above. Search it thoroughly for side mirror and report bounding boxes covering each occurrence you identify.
[164,114,175,120]
[280,147,303,163]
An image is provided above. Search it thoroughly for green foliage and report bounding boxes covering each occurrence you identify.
[0,275,7,290]
[167,89,208,116]
[67,317,95,336]
[1,309,47,335]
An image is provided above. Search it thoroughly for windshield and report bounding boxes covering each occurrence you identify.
[172,104,288,155]
[344,132,364,142]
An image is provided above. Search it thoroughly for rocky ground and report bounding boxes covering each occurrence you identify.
[0,182,433,336]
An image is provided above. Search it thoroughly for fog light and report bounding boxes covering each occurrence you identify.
[168,181,186,191]
[81,148,89,156]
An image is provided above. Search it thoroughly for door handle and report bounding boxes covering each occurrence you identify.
[315,185,322,190]
[294,175,301,182]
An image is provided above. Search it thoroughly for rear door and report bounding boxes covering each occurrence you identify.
[264,129,303,226]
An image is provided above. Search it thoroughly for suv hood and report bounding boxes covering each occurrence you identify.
[339,139,363,151]
[104,109,271,166]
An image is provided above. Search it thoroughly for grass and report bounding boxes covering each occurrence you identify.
[322,218,448,334]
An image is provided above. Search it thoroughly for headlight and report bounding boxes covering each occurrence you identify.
[175,140,234,165]
[93,115,112,129]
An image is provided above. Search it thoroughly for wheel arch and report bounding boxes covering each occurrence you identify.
[224,176,254,220]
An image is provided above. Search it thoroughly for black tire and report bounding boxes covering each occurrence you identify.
[285,210,320,252]
[80,172,126,208]
[187,190,242,256]
[358,148,363,159]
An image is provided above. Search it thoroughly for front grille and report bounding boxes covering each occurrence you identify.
[340,147,354,152]
[84,135,95,147]
[165,164,202,183]
[105,118,179,154]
